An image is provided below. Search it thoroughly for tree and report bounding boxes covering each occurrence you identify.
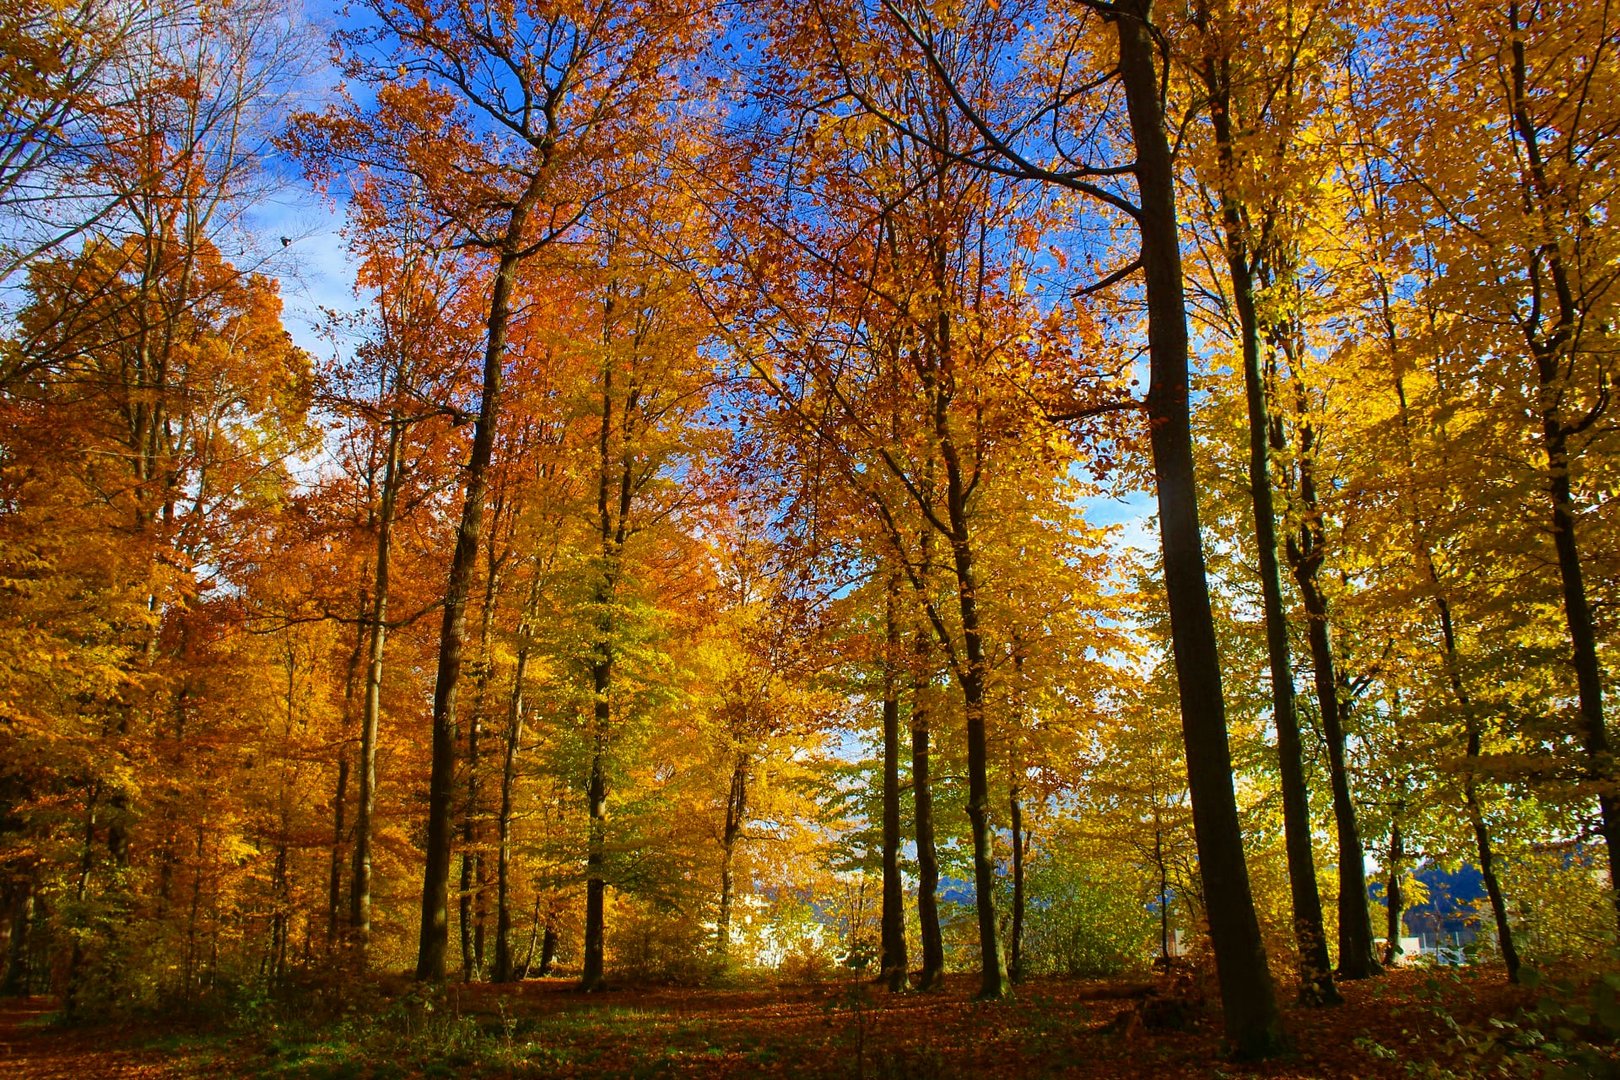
[288,0,712,980]
[1366,0,1620,921]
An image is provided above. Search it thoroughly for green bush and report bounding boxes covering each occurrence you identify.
[1017,854,1155,977]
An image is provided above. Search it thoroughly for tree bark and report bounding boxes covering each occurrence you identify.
[878,576,908,991]
[416,184,538,981]
[354,414,401,950]
[718,751,748,959]
[0,880,34,996]
[1196,25,1337,1008]
[330,599,365,952]
[1008,640,1028,985]
[581,682,609,990]
[910,635,945,991]
[328,751,349,952]
[1154,802,1171,967]
[460,720,481,981]
[1281,401,1379,983]
[581,294,637,992]
[462,560,501,982]
[930,281,1008,1002]
[494,573,541,983]
[1291,550,1379,980]
[1432,592,1521,982]
[1382,814,1404,966]
[1114,0,1283,1056]
[537,904,558,976]
[1008,786,1026,984]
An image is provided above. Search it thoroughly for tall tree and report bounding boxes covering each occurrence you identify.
[288,0,709,979]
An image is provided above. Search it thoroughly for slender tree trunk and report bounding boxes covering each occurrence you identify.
[537,904,558,976]
[1292,559,1379,980]
[463,550,503,981]
[908,461,946,992]
[328,752,349,951]
[1008,787,1026,984]
[944,518,1005,1000]
[1390,346,1523,981]
[354,418,401,950]
[1275,343,1378,982]
[460,723,481,981]
[879,575,908,991]
[1464,755,1519,980]
[183,826,204,998]
[1197,29,1337,1009]
[329,604,364,953]
[1431,592,1521,982]
[1115,0,1283,1055]
[417,188,537,981]
[0,881,34,996]
[1541,419,1620,918]
[910,640,945,991]
[1382,815,1404,966]
[581,692,609,990]
[581,293,638,991]
[1007,640,1028,985]
[494,574,540,983]
[1155,802,1171,967]
[718,752,748,958]
[270,840,289,985]
[64,789,97,1019]
[918,228,1007,1000]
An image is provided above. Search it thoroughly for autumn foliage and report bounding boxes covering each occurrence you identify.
[0,0,1617,1070]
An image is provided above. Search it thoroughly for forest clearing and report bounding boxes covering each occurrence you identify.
[2,0,1618,1072]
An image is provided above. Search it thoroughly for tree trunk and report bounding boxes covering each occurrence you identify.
[1008,640,1028,985]
[1115,0,1283,1056]
[1154,803,1171,967]
[463,545,504,981]
[1431,593,1521,982]
[1505,14,1620,926]
[718,751,748,958]
[416,188,536,981]
[183,826,204,998]
[494,575,540,983]
[931,304,1007,1001]
[910,642,945,991]
[581,289,638,991]
[581,701,609,990]
[1540,419,1620,919]
[1390,338,1524,981]
[328,752,349,952]
[537,904,558,976]
[329,602,364,953]
[460,724,480,981]
[0,881,34,996]
[1382,815,1404,966]
[1275,338,1378,983]
[907,470,946,993]
[1009,787,1026,984]
[1197,29,1337,1009]
[879,575,908,991]
[354,416,401,951]
[1292,558,1379,980]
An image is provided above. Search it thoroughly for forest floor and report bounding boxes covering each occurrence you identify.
[0,963,1605,1078]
